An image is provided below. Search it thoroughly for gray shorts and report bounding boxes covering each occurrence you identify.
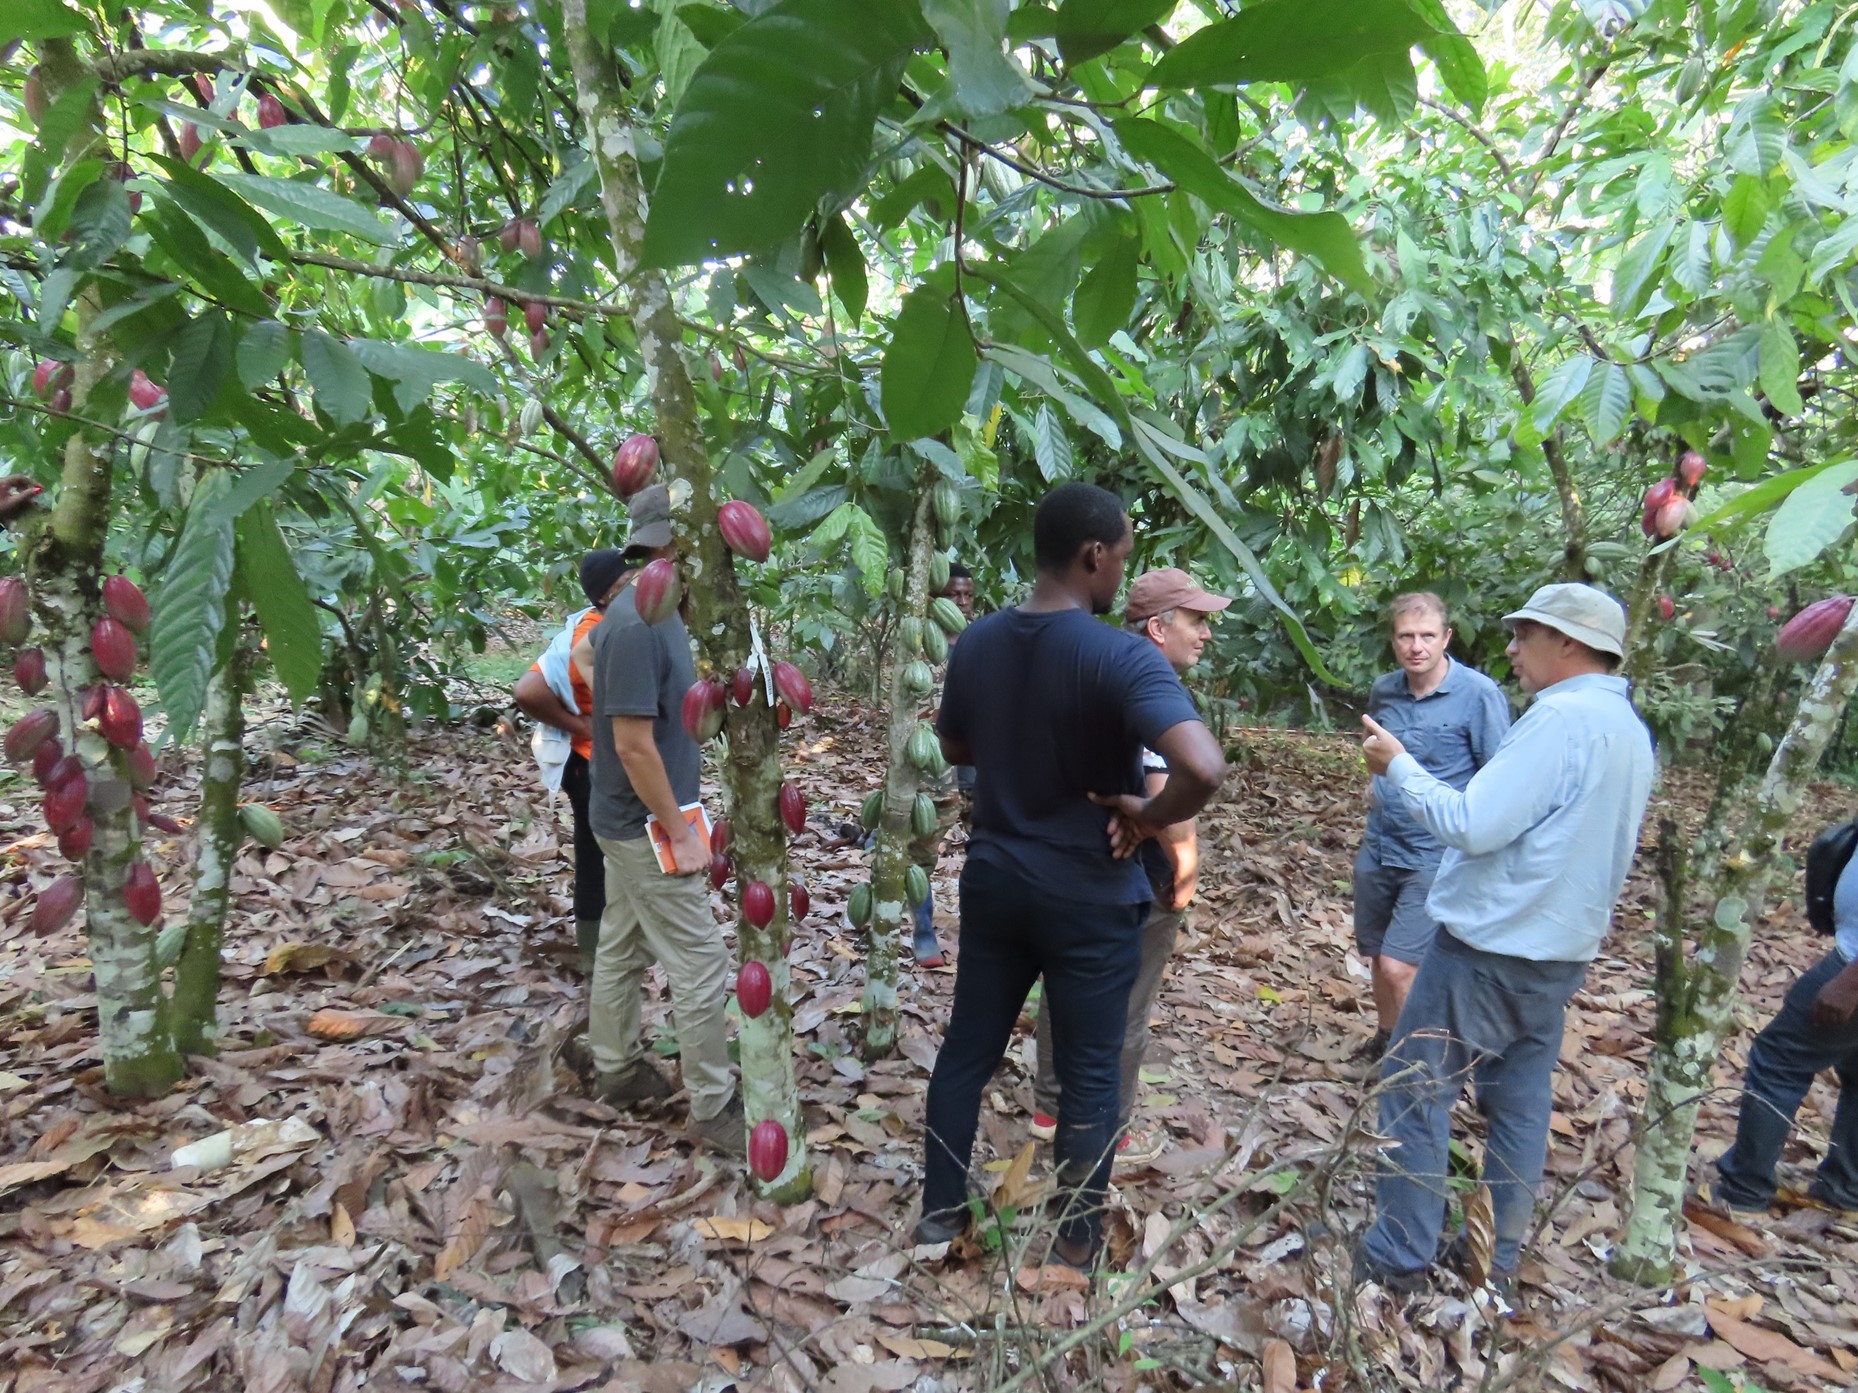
[1353,848,1440,966]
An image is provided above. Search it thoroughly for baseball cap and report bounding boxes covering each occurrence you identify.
[1502,582,1627,658]
[624,483,673,551]
[1125,568,1233,624]
[578,548,627,605]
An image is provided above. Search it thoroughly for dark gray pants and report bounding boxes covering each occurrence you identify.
[1363,930,1587,1276]
[1032,902,1182,1128]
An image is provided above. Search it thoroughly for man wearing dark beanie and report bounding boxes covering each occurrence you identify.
[515,547,629,970]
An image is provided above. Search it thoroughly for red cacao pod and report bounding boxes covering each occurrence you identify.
[1653,496,1690,538]
[31,736,63,785]
[128,369,166,412]
[734,344,748,373]
[24,68,46,125]
[778,781,806,836]
[125,742,156,792]
[123,862,161,926]
[32,359,71,398]
[81,685,105,722]
[131,793,150,824]
[5,708,58,762]
[1776,595,1856,664]
[1658,594,1675,621]
[681,679,726,741]
[44,771,87,833]
[748,1119,788,1182]
[45,754,81,791]
[612,433,659,498]
[776,700,792,730]
[0,576,32,644]
[524,300,546,335]
[634,557,681,625]
[789,877,809,919]
[91,617,138,681]
[485,296,508,339]
[709,852,731,891]
[717,500,771,563]
[1678,450,1707,489]
[742,879,776,929]
[178,122,202,163]
[58,816,92,861]
[257,93,287,128]
[388,140,424,197]
[147,811,185,834]
[710,817,732,856]
[709,354,723,382]
[99,685,143,749]
[14,646,46,696]
[519,219,541,258]
[1641,477,1676,537]
[772,661,812,715]
[368,133,397,161]
[103,575,151,633]
[731,666,755,708]
[29,875,83,935]
[528,328,549,360]
[736,960,772,1019]
[193,73,214,102]
[51,388,71,413]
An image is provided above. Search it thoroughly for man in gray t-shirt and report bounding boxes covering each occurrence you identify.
[570,483,743,1159]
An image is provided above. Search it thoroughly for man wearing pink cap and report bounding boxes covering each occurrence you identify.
[1028,567,1230,1166]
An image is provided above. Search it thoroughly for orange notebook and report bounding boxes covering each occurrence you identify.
[644,802,712,873]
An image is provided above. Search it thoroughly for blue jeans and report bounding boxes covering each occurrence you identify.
[921,858,1146,1251]
[1363,930,1587,1277]
[1715,950,1858,1210]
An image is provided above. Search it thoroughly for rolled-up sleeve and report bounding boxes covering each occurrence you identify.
[1387,708,1566,857]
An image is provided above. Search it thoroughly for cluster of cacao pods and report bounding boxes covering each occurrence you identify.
[1776,595,1855,664]
[4,574,180,935]
[366,133,425,198]
[32,358,74,415]
[1640,450,1708,539]
[499,218,543,259]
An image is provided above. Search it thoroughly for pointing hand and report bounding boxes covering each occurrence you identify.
[1361,714,1406,777]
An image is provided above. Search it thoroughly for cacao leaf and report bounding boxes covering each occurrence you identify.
[149,473,236,742]
[642,0,930,266]
[238,319,293,389]
[1072,233,1138,348]
[1721,173,1770,249]
[920,0,1033,119]
[1031,403,1073,481]
[1578,360,1631,445]
[1529,354,1593,433]
[1757,319,1804,416]
[1764,460,1858,578]
[819,212,868,322]
[145,154,292,263]
[167,310,232,425]
[881,270,978,441]
[1146,0,1433,89]
[3,0,88,43]
[349,340,500,411]
[300,330,372,426]
[235,502,323,706]
[217,172,393,244]
[1403,0,1486,114]
[1050,0,1177,64]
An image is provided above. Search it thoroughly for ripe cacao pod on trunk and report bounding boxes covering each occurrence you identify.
[717,499,772,563]
[123,861,162,925]
[790,878,809,918]
[612,433,659,498]
[44,772,87,833]
[779,781,807,835]
[742,879,776,929]
[681,678,726,741]
[124,742,156,791]
[772,661,812,715]
[1776,595,1856,664]
[91,617,138,681]
[709,852,731,891]
[103,575,151,633]
[736,960,772,1018]
[0,577,32,644]
[31,737,63,784]
[710,817,732,855]
[749,1118,788,1182]
[100,686,143,748]
[847,882,873,927]
[30,875,83,935]
[634,557,681,624]
[6,708,58,762]
[905,864,929,907]
[58,817,92,861]
[14,647,46,696]
[776,700,792,730]
[731,666,756,707]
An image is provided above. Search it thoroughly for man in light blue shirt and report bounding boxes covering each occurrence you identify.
[1355,592,1511,1056]
[1714,845,1858,1216]
[1353,583,1655,1305]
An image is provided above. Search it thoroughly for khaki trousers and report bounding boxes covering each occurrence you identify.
[589,833,735,1121]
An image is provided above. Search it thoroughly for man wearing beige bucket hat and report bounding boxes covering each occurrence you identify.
[1352,582,1655,1305]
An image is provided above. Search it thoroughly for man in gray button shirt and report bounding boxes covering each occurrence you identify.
[1355,592,1511,1057]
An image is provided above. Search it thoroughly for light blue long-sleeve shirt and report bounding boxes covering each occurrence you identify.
[1386,671,1654,963]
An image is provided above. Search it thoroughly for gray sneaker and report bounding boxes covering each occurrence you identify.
[690,1093,748,1159]
[594,1059,674,1106]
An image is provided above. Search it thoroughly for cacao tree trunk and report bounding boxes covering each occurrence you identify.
[1623,545,1677,689]
[862,484,938,1059]
[559,3,808,1199]
[1508,358,1587,581]
[27,39,181,1097]
[172,625,247,1055]
[1612,603,1858,1284]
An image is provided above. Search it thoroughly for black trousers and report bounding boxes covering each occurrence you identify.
[559,750,606,923]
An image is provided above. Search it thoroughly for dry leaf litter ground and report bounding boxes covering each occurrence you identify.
[2,687,1857,1393]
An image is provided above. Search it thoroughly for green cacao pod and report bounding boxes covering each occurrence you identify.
[848,882,873,927]
[928,554,951,592]
[936,519,956,549]
[905,864,930,907]
[860,790,884,831]
[908,724,939,771]
[911,792,937,837]
[239,803,285,849]
[930,596,967,636]
[931,480,960,528]
[922,744,949,778]
[887,569,908,604]
[897,616,924,656]
[902,660,935,697]
[922,623,948,665]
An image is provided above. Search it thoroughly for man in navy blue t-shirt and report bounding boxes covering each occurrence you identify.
[915,482,1227,1268]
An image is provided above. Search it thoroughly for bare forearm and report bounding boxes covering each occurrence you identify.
[614,734,686,829]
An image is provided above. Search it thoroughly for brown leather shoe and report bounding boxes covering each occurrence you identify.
[594,1059,674,1106]
[689,1092,747,1159]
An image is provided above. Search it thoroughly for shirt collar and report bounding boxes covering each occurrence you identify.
[1403,656,1456,699]
[1533,671,1630,700]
